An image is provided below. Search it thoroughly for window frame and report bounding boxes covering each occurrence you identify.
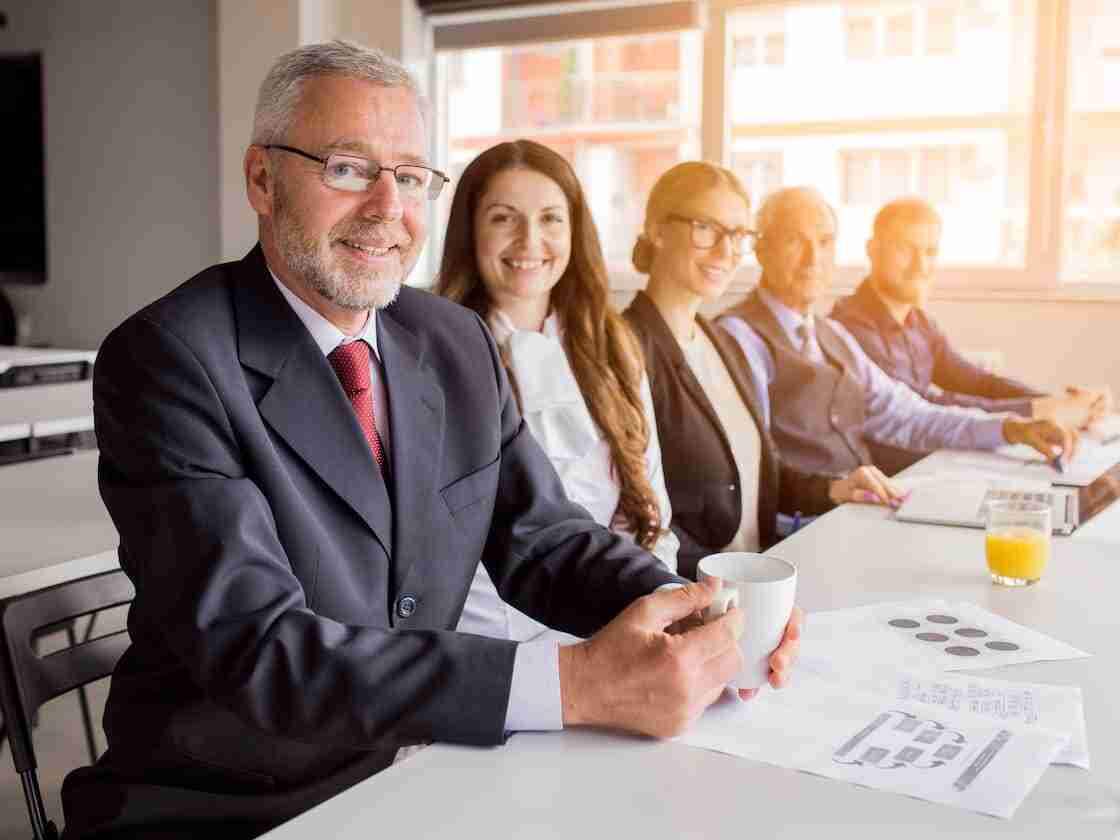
[422,0,1120,297]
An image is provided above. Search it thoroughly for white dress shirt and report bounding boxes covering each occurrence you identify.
[457,309,679,646]
[718,287,1008,453]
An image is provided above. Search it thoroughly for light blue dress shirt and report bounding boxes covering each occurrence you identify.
[717,287,1008,453]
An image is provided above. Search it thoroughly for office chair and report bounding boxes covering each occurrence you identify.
[0,570,134,840]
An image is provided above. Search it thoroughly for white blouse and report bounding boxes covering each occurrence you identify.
[455,310,679,644]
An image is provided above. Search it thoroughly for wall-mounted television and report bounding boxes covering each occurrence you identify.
[0,53,46,285]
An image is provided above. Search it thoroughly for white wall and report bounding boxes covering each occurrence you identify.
[2,0,219,350]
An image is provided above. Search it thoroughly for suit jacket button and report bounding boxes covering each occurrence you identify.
[396,595,417,618]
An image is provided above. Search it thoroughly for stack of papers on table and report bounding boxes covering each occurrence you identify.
[675,600,1090,819]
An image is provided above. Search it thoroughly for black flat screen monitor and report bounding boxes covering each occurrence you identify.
[0,53,46,285]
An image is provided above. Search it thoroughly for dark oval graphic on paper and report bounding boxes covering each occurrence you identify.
[916,632,949,642]
[985,641,1020,652]
[945,646,981,656]
[955,628,988,638]
[889,619,921,629]
[926,614,958,624]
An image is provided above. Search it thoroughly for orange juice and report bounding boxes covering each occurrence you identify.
[985,526,1050,582]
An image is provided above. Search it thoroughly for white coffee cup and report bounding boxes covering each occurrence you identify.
[697,552,797,690]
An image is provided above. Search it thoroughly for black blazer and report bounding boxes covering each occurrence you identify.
[62,247,676,839]
[624,291,832,578]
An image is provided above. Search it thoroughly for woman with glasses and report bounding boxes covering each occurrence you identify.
[623,162,899,578]
[435,139,677,643]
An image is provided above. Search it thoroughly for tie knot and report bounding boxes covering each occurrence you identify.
[328,341,371,395]
[796,320,815,355]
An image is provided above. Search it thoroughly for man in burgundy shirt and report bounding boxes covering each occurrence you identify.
[831,197,1109,425]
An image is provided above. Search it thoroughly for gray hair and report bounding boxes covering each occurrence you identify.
[755,186,837,240]
[251,39,426,146]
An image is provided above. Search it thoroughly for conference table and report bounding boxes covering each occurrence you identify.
[0,448,117,600]
[259,468,1120,838]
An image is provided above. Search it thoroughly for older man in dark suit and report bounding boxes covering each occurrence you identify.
[61,41,800,839]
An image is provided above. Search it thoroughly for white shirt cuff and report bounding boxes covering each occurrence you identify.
[504,584,686,733]
[504,638,564,732]
[978,415,1011,449]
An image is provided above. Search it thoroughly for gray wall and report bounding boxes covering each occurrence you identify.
[2,0,219,349]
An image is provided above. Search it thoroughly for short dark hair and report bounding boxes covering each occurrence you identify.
[872,197,941,241]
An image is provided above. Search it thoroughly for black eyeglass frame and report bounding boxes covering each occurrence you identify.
[263,143,450,200]
[666,213,758,258]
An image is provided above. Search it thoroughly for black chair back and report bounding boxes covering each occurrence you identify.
[0,570,133,840]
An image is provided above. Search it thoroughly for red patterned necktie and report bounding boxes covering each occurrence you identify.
[328,341,386,471]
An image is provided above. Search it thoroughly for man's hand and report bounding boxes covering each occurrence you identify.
[1004,417,1079,463]
[737,606,804,701]
[1066,386,1113,427]
[828,465,907,509]
[558,578,744,738]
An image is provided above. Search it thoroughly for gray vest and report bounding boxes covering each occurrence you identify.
[724,290,870,475]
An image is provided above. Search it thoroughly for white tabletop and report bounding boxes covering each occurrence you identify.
[0,379,93,427]
[0,448,118,599]
[260,501,1120,840]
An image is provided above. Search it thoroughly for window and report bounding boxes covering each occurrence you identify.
[1064,0,1120,282]
[885,11,916,57]
[431,0,1120,289]
[726,2,1032,272]
[845,16,876,60]
[434,32,700,269]
[731,30,785,69]
[763,33,785,66]
[925,4,958,55]
[731,150,783,204]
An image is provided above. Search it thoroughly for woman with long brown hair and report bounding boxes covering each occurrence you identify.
[436,139,677,643]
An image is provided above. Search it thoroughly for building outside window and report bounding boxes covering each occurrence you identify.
[435,32,700,269]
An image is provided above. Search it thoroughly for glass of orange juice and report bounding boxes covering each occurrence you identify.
[985,499,1051,586]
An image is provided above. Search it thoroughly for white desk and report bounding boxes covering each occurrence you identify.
[0,449,118,599]
[260,504,1119,839]
[0,379,93,427]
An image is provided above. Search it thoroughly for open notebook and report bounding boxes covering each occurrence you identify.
[895,480,1079,535]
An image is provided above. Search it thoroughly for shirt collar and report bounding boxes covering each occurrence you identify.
[856,277,908,332]
[268,267,381,361]
[757,285,813,345]
[487,308,562,344]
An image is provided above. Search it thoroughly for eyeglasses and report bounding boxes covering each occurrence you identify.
[667,214,757,259]
[264,144,450,200]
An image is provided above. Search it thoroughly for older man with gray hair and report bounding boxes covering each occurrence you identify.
[60,40,795,840]
[718,186,1076,481]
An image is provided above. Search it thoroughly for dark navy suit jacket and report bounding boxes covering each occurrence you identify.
[62,247,675,839]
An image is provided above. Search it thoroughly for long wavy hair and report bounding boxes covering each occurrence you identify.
[435,140,662,550]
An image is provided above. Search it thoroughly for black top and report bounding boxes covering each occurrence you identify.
[830,279,1043,416]
[624,291,833,578]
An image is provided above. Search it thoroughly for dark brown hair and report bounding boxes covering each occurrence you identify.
[435,140,662,550]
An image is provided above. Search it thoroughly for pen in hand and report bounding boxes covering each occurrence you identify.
[1050,446,1066,474]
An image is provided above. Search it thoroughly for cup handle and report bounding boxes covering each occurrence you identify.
[707,587,739,619]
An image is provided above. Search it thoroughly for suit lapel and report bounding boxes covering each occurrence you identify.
[234,247,393,557]
[634,293,730,446]
[378,307,445,596]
